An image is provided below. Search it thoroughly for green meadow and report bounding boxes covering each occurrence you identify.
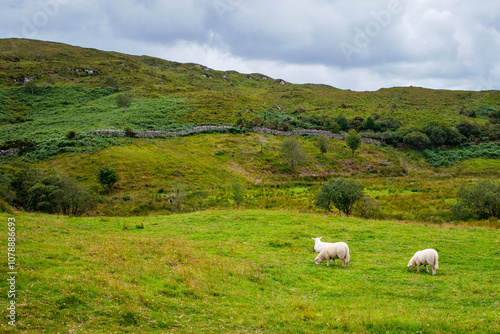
[0,210,499,333]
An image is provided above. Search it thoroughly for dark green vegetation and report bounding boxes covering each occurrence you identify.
[453,180,500,219]
[316,177,365,216]
[97,167,118,194]
[1,210,499,333]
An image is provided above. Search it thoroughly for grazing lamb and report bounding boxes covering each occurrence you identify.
[314,242,350,267]
[408,249,439,275]
[312,237,337,265]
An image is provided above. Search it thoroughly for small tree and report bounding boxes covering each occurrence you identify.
[280,137,306,173]
[24,80,37,94]
[258,135,266,153]
[98,167,118,194]
[345,129,361,155]
[452,180,500,219]
[116,94,132,112]
[316,177,364,216]
[231,178,246,209]
[315,135,331,158]
[171,181,186,212]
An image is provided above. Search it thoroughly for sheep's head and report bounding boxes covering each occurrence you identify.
[314,256,322,265]
[312,237,323,243]
[407,258,415,269]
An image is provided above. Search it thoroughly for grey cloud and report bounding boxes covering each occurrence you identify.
[0,0,499,90]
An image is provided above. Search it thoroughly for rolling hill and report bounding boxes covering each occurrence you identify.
[0,38,499,223]
[1,38,499,135]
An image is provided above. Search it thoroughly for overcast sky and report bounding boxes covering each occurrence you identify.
[1,0,500,91]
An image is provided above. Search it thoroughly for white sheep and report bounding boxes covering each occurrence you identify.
[314,242,350,267]
[408,249,439,275]
[312,237,337,265]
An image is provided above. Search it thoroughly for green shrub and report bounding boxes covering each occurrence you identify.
[453,180,500,219]
[456,121,481,140]
[349,116,365,131]
[381,131,403,145]
[403,131,430,150]
[124,127,136,137]
[231,178,246,209]
[423,121,464,147]
[334,114,349,131]
[116,93,132,112]
[314,136,331,158]
[361,116,378,131]
[376,116,402,132]
[65,130,77,139]
[280,137,306,173]
[354,194,381,219]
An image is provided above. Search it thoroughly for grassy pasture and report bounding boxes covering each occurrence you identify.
[1,210,499,333]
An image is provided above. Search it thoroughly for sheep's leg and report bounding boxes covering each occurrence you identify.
[326,259,330,266]
[425,265,429,273]
[431,266,436,275]
[333,259,337,265]
[416,265,420,273]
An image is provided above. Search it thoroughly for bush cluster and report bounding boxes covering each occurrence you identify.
[0,161,96,215]
[237,109,499,152]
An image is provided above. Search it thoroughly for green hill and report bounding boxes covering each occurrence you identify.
[1,38,499,136]
[0,38,499,223]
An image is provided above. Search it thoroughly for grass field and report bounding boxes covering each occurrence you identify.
[1,210,499,333]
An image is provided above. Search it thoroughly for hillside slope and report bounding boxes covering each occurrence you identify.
[0,39,499,223]
[1,38,499,139]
